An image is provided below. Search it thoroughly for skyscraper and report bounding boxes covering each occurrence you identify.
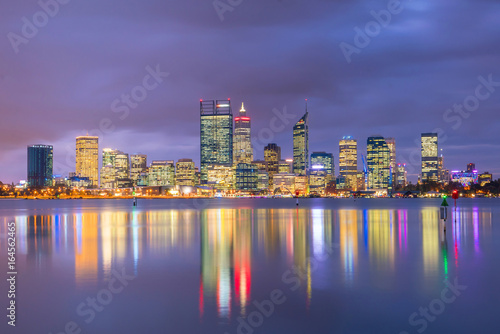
[76,136,99,188]
[293,104,308,176]
[310,152,334,176]
[175,159,196,187]
[27,145,53,187]
[385,137,396,173]
[396,163,407,188]
[100,149,132,188]
[367,136,390,189]
[264,143,281,185]
[200,99,233,183]
[233,102,253,165]
[149,160,175,186]
[339,136,358,189]
[421,133,438,182]
[131,154,147,186]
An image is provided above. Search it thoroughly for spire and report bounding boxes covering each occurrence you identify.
[305,98,308,114]
[240,102,246,114]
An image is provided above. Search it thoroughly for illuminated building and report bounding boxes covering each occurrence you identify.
[148,160,175,186]
[467,163,476,173]
[252,160,268,172]
[356,172,366,191]
[385,137,396,186]
[451,170,478,187]
[311,152,334,177]
[421,133,438,182]
[27,145,53,187]
[76,136,99,188]
[131,154,147,186]
[175,159,196,187]
[100,149,131,188]
[479,172,492,186]
[200,99,233,183]
[367,136,390,189]
[233,102,253,165]
[272,173,295,194]
[309,168,327,195]
[396,163,407,188]
[264,143,281,185]
[339,136,358,190]
[235,163,258,192]
[207,164,234,191]
[257,170,269,191]
[293,105,309,175]
[278,159,293,174]
[294,175,308,195]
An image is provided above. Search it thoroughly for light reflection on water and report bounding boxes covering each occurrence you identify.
[0,199,496,333]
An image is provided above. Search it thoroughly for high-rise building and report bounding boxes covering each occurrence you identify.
[396,163,407,188]
[310,152,334,176]
[148,160,175,186]
[27,145,53,187]
[367,136,390,189]
[233,103,253,165]
[264,143,281,185]
[76,136,99,188]
[235,163,258,192]
[339,136,358,189]
[421,133,438,182]
[175,159,196,187]
[100,149,131,188]
[385,137,396,185]
[467,163,476,173]
[293,105,308,176]
[131,154,147,186]
[200,99,233,183]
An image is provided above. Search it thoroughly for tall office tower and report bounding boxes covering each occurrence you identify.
[200,99,233,183]
[27,145,53,187]
[76,136,99,188]
[421,133,438,182]
[367,136,391,189]
[233,102,253,165]
[131,154,147,186]
[100,148,119,189]
[293,104,309,175]
[175,159,196,187]
[115,152,131,187]
[396,163,407,188]
[148,160,175,186]
[264,143,281,185]
[339,136,358,189]
[310,152,334,175]
[467,163,475,173]
[385,137,396,177]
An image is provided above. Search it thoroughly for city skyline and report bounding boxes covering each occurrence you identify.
[1,1,499,183]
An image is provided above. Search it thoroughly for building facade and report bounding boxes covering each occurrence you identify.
[200,99,233,183]
[27,145,53,187]
[131,154,147,186]
[76,136,99,187]
[421,133,438,182]
[264,143,281,185]
[175,159,196,187]
[367,136,391,189]
[233,103,253,165]
[235,163,258,192]
[339,136,358,190]
[293,110,308,175]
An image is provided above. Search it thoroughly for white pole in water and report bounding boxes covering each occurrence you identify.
[296,197,299,206]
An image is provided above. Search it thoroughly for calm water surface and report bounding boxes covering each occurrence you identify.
[0,198,498,334]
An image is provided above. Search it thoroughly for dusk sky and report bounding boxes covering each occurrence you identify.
[1,0,499,184]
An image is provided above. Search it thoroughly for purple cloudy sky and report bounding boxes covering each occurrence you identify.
[0,0,499,183]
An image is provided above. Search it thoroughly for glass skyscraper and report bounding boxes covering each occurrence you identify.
[76,136,99,188]
[367,136,390,189]
[293,107,308,176]
[310,152,334,176]
[264,143,281,185]
[200,99,233,183]
[421,133,438,182]
[233,102,253,165]
[27,145,53,187]
[339,136,358,189]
